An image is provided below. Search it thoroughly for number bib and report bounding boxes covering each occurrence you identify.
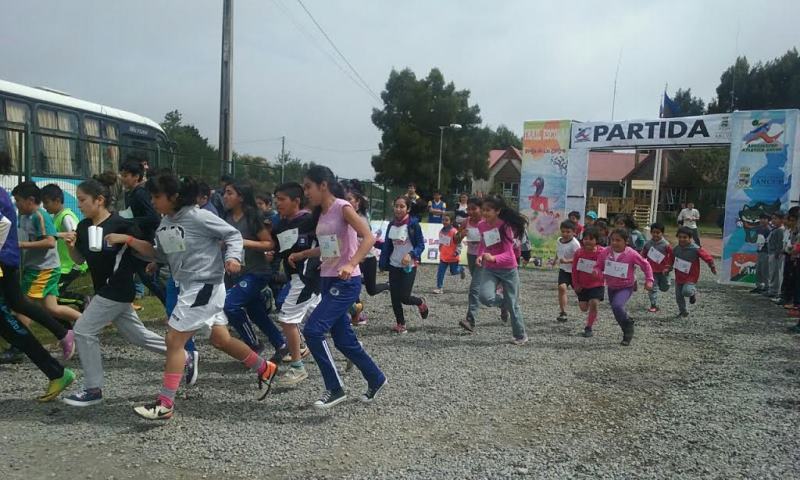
[647,248,665,264]
[388,225,408,242]
[319,234,341,259]
[277,228,299,252]
[466,227,480,242]
[483,228,501,247]
[673,257,692,274]
[157,228,186,254]
[439,235,452,246]
[605,259,629,279]
[576,258,596,274]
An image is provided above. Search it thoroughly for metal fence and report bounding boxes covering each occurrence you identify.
[0,125,404,221]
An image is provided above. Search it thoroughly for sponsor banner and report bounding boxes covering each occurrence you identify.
[571,114,731,149]
[520,120,572,267]
[721,110,799,283]
[370,220,468,265]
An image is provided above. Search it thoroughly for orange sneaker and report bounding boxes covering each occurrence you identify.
[256,360,278,401]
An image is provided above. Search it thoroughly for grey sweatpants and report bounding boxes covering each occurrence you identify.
[647,272,671,306]
[675,283,697,315]
[477,268,526,340]
[756,251,769,289]
[74,295,166,389]
[768,254,784,296]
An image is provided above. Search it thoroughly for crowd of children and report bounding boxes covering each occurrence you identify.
[5,151,800,419]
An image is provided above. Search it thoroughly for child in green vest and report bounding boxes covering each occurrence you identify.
[41,184,88,311]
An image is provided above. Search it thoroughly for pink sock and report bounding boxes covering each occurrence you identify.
[243,351,266,374]
[586,311,598,329]
[158,372,182,408]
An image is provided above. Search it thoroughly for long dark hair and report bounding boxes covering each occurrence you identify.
[306,165,345,225]
[482,194,528,240]
[348,189,369,217]
[77,171,118,210]
[145,171,198,211]
[226,181,264,236]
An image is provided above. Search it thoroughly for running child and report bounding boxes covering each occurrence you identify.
[672,226,717,317]
[571,227,605,337]
[434,213,464,294]
[222,181,287,359]
[62,174,175,407]
[472,195,528,344]
[595,220,610,247]
[568,211,584,238]
[593,228,654,346]
[379,196,428,334]
[12,182,81,328]
[108,172,277,420]
[346,189,388,326]
[271,182,319,387]
[288,165,387,409]
[614,214,645,251]
[556,220,581,322]
[41,183,87,310]
[642,222,673,313]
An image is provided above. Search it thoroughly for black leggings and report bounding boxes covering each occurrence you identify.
[0,304,64,380]
[360,257,389,296]
[0,264,67,340]
[388,266,423,325]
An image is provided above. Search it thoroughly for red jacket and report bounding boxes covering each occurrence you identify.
[641,240,674,274]
[571,246,605,290]
[672,243,715,284]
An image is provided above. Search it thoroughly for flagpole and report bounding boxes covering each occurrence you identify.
[650,86,667,226]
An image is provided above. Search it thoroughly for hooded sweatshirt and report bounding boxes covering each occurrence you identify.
[641,238,674,274]
[594,246,654,290]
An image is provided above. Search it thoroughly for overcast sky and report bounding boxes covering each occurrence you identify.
[3,0,799,179]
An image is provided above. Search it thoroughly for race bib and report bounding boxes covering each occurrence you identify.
[119,207,134,219]
[319,234,340,259]
[439,235,452,246]
[157,228,186,254]
[674,257,692,274]
[647,248,666,264]
[605,259,629,279]
[483,228,501,247]
[466,227,480,242]
[576,258,596,274]
[277,228,299,252]
[388,225,408,242]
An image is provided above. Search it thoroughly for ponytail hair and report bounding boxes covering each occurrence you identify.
[482,194,528,240]
[145,171,198,210]
[305,165,345,224]
[77,171,117,209]
[348,189,369,216]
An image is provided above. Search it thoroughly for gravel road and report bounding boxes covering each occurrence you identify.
[2,264,799,479]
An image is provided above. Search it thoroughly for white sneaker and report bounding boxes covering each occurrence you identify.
[432,288,443,294]
[511,335,529,346]
[282,345,310,363]
[276,366,308,386]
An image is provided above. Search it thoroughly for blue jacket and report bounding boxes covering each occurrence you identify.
[379,218,425,271]
[0,188,20,267]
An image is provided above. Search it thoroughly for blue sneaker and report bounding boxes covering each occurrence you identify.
[184,351,199,387]
[63,388,103,407]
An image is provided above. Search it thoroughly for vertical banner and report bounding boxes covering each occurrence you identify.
[721,110,799,283]
[565,148,589,219]
[519,120,572,267]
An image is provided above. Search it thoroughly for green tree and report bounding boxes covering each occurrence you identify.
[160,110,218,180]
[488,124,522,149]
[371,68,491,195]
[670,88,705,116]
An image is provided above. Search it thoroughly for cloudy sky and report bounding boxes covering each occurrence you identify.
[3,0,798,179]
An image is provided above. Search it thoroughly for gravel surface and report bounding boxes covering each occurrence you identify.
[2,264,799,479]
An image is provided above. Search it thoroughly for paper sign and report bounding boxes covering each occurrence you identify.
[388,225,408,242]
[319,234,340,259]
[647,248,665,264]
[674,257,692,274]
[277,228,299,252]
[439,235,451,246]
[605,259,629,279]
[576,258,596,274]
[483,228,501,247]
[157,228,186,254]
[466,227,480,242]
[119,208,134,219]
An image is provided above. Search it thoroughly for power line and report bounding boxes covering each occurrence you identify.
[295,0,381,103]
[288,138,378,153]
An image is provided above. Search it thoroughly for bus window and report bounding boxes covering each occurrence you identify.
[36,107,79,176]
[84,117,120,175]
[1,100,29,173]
[121,136,156,171]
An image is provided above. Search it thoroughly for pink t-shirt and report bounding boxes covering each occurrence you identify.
[476,219,518,270]
[317,198,362,278]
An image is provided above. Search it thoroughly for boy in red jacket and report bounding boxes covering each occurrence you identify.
[672,226,717,317]
[642,222,674,313]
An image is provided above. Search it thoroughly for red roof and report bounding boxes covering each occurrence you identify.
[588,151,638,182]
[488,147,522,170]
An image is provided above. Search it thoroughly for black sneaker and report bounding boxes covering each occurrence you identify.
[418,300,429,320]
[360,378,388,403]
[500,306,509,323]
[557,311,568,322]
[458,318,474,333]
[313,388,347,409]
[676,311,689,319]
[689,294,697,305]
[749,287,762,294]
[270,344,290,365]
[582,327,593,338]
[621,322,634,346]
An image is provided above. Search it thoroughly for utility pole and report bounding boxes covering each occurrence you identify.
[281,135,285,183]
[218,0,234,177]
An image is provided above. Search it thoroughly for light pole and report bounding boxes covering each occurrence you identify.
[437,123,462,191]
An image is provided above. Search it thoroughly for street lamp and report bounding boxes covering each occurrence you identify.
[437,123,462,191]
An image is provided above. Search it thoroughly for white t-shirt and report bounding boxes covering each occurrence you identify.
[556,236,581,272]
[678,208,700,229]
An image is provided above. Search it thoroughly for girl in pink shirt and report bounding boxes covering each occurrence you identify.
[571,227,606,338]
[593,228,654,346]
[473,195,529,344]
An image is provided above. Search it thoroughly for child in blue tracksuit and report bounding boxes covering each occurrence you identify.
[380,196,428,334]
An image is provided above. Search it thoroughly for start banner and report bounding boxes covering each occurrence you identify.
[570,113,732,150]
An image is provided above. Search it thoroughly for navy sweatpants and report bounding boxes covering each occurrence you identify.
[224,272,285,351]
[303,276,385,392]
